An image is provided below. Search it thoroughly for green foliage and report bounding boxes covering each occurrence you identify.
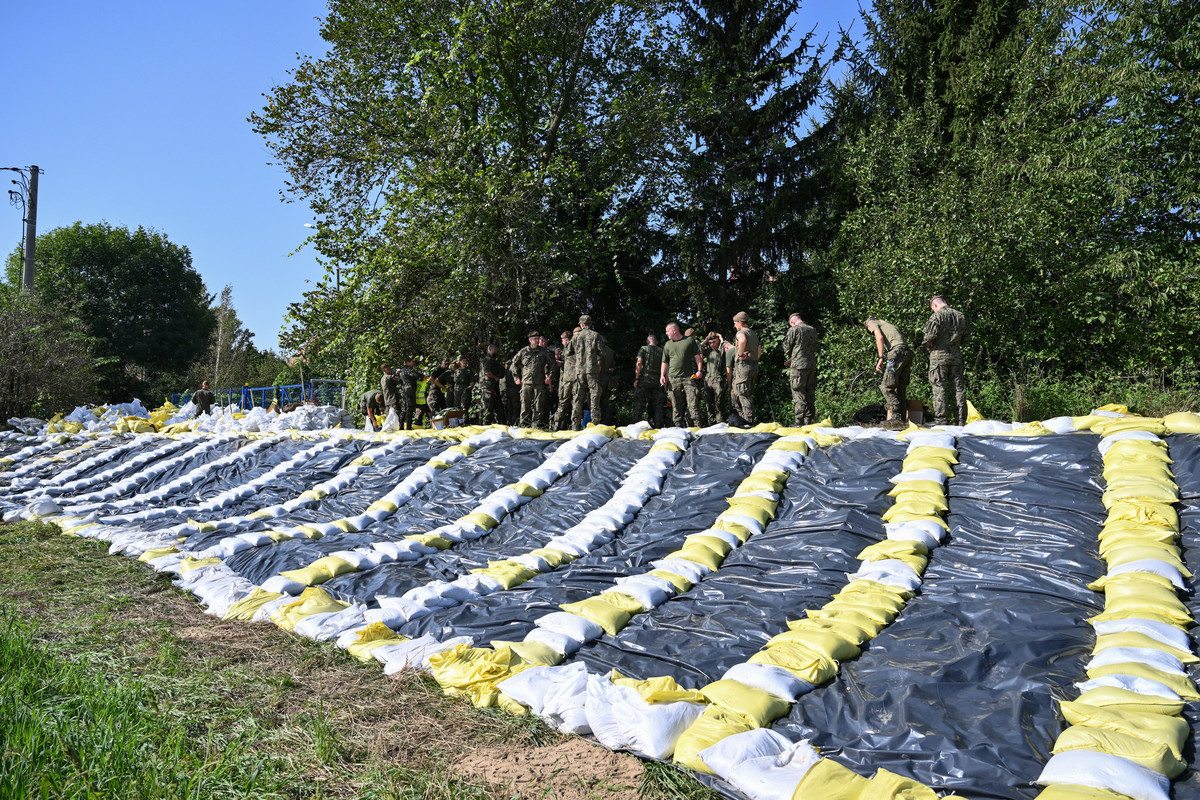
[187,285,292,395]
[4,222,216,402]
[0,284,103,420]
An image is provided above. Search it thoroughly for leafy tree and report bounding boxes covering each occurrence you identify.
[5,222,216,401]
[187,285,292,394]
[0,285,102,421]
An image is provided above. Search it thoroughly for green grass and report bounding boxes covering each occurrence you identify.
[0,520,713,800]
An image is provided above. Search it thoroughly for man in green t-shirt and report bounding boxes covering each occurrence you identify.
[659,321,703,428]
[361,388,383,431]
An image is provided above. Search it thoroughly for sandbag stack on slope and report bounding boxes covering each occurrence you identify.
[1036,416,1196,800]
[665,428,959,798]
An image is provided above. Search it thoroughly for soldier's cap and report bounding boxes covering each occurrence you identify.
[578,314,592,326]
[684,327,695,337]
[527,330,540,339]
[733,311,750,322]
[561,330,572,339]
[706,331,720,342]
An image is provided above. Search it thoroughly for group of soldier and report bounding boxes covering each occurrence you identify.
[363,296,969,432]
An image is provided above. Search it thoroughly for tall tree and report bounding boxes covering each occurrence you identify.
[670,0,827,327]
[254,0,683,392]
[5,222,216,400]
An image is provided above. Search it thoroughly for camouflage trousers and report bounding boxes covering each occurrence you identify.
[572,373,602,430]
[398,391,416,430]
[880,347,912,420]
[730,363,758,424]
[454,386,472,416]
[555,380,577,430]
[519,383,549,429]
[703,379,726,426]
[667,376,703,429]
[633,378,665,428]
[928,360,967,425]
[479,382,503,425]
[789,369,816,426]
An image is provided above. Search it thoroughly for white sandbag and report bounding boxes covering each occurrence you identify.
[293,605,366,641]
[753,450,805,473]
[962,420,1014,434]
[377,635,473,674]
[535,611,603,643]
[1075,674,1182,701]
[261,575,307,595]
[1092,618,1193,651]
[735,489,780,502]
[252,595,294,623]
[1086,647,1186,676]
[721,663,812,703]
[884,524,941,550]
[403,580,476,608]
[852,559,923,592]
[453,573,505,596]
[1037,751,1169,800]
[1042,416,1078,434]
[904,432,956,451]
[509,553,551,573]
[1098,429,1162,455]
[889,468,947,485]
[1106,560,1186,589]
[585,676,706,758]
[601,580,662,610]
[524,627,582,655]
[720,513,764,536]
[699,527,745,549]
[699,730,821,800]
[652,557,710,582]
[534,662,593,734]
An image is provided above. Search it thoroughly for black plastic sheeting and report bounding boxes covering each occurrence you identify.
[575,437,904,689]
[80,438,249,504]
[395,433,775,645]
[0,435,142,486]
[230,437,562,588]
[775,433,1106,800]
[1165,433,1200,799]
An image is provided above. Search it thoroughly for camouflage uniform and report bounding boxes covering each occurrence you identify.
[783,321,818,426]
[452,365,474,414]
[702,344,726,426]
[662,335,703,428]
[869,319,912,421]
[730,327,761,424]
[479,353,505,425]
[397,365,419,429]
[511,345,551,429]
[380,370,401,423]
[427,365,451,416]
[923,305,970,425]
[555,343,579,430]
[566,325,604,429]
[633,342,664,427]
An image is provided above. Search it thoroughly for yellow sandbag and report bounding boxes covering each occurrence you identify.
[722,503,773,526]
[508,482,543,497]
[1163,411,1200,434]
[1088,571,1177,593]
[684,534,734,557]
[906,446,958,463]
[1102,439,1171,462]
[752,467,791,485]
[598,591,646,616]
[490,639,562,667]
[887,481,946,498]
[749,641,837,684]
[1091,417,1167,437]
[672,705,756,773]
[669,544,724,571]
[471,560,537,589]
[789,615,875,645]
[461,512,499,530]
[1097,524,1178,548]
[864,768,941,799]
[280,555,357,587]
[529,547,572,568]
[407,533,453,549]
[1052,725,1184,777]
[138,545,179,562]
[712,519,755,542]
[179,556,223,572]
[793,758,871,800]
[882,495,948,518]
[348,622,407,661]
[1073,685,1185,716]
[768,627,861,661]
[368,499,400,513]
[1102,462,1174,483]
[727,494,779,515]
[1093,631,1198,663]
[858,540,930,573]
[1006,421,1053,437]
[1104,500,1178,529]
[561,596,633,636]
[1058,700,1188,759]
[271,587,350,631]
[1087,661,1199,700]
[902,454,956,476]
[804,609,887,639]
[837,578,913,605]
[739,474,786,494]
[223,588,283,621]
[817,599,899,626]
[881,510,949,530]
[649,569,693,592]
[1101,543,1191,577]
[1093,579,1192,626]
[611,672,708,704]
[701,679,790,727]
[1102,481,1179,507]
[770,438,810,452]
[428,644,523,692]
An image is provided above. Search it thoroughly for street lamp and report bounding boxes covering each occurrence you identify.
[3,165,41,291]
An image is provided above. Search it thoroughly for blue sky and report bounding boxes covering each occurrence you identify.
[1,1,855,354]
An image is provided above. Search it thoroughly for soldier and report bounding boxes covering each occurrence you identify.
[866,316,912,426]
[565,314,603,430]
[452,358,475,419]
[555,330,579,430]
[730,311,761,425]
[427,360,452,417]
[361,387,384,431]
[633,333,664,428]
[660,321,704,428]
[193,380,215,418]
[397,358,420,430]
[479,344,505,425]
[782,313,818,426]
[923,295,970,425]
[380,364,401,428]
[511,330,552,429]
[701,333,726,426]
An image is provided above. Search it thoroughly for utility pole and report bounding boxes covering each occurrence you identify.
[23,165,38,291]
